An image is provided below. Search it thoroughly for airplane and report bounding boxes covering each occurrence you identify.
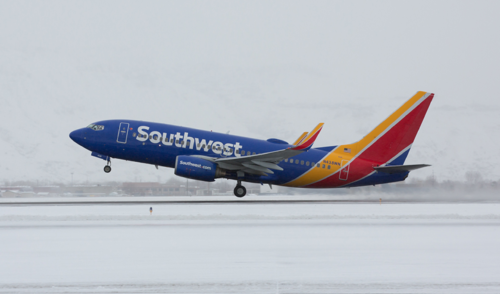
[69,91,434,197]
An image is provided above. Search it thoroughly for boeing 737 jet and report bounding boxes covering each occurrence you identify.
[70,91,434,197]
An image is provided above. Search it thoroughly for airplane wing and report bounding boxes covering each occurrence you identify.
[193,123,324,176]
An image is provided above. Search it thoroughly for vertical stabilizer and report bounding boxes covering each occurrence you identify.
[284,91,434,188]
[347,91,434,165]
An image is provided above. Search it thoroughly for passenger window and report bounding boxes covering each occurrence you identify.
[322,164,325,168]
[290,159,293,163]
[312,162,315,166]
[171,138,174,143]
[176,140,179,144]
[202,144,205,149]
[284,159,288,162]
[132,133,136,137]
[236,150,240,154]
[306,161,309,166]
[253,152,256,155]
[301,160,304,165]
[327,165,331,169]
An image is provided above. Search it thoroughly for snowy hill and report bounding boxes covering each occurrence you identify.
[0,1,499,184]
[0,49,498,183]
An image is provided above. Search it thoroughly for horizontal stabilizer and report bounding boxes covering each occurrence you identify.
[374,164,430,174]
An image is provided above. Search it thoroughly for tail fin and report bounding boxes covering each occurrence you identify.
[343,91,434,165]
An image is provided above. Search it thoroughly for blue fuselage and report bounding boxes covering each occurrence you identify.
[70,120,331,185]
[70,119,408,187]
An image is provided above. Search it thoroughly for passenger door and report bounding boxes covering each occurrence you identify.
[117,122,129,144]
[339,160,349,181]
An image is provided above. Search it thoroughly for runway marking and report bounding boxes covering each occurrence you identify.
[0,199,380,206]
[0,200,496,206]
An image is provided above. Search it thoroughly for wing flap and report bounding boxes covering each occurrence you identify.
[217,162,243,170]
[242,162,274,174]
[251,160,284,171]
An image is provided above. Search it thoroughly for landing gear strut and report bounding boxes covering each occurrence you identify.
[234,180,246,198]
[104,159,112,173]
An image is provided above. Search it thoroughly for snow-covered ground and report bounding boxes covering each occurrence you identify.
[1,201,500,293]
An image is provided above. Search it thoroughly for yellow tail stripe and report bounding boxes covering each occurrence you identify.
[351,91,426,153]
[292,132,309,146]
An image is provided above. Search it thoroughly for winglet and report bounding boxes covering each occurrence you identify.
[291,123,324,151]
[292,132,309,146]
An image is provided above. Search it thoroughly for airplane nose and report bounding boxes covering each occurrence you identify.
[69,128,85,145]
[69,130,79,142]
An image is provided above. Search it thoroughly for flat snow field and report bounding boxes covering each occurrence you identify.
[1,199,500,293]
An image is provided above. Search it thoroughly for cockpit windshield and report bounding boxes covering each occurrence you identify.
[87,124,105,131]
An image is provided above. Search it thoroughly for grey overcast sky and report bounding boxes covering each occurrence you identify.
[0,1,499,183]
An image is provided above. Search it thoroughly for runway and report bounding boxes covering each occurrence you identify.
[0,195,492,206]
[0,195,388,206]
[0,199,378,206]
[2,199,500,293]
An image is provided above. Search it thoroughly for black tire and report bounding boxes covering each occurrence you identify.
[104,166,111,173]
[234,185,246,198]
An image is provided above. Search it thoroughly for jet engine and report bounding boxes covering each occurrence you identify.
[174,156,226,182]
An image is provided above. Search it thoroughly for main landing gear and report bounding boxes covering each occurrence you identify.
[104,159,112,173]
[234,180,246,198]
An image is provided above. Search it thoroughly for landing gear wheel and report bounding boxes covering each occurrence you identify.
[104,165,111,173]
[234,185,246,198]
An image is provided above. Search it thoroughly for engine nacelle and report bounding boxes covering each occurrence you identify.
[175,156,224,182]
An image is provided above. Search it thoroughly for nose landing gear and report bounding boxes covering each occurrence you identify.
[234,180,246,197]
[104,159,112,173]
